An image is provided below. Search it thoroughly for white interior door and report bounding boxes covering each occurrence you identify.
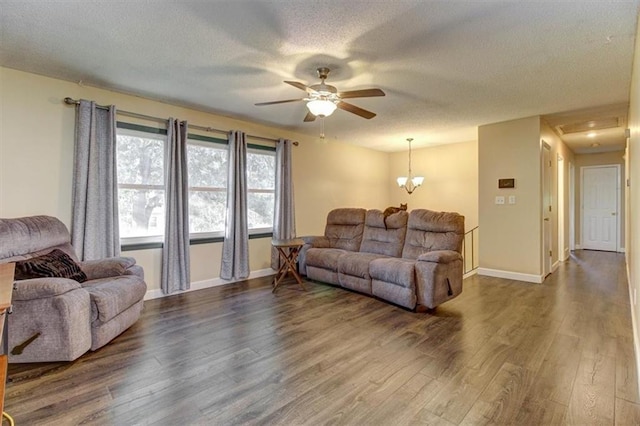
[581,165,619,252]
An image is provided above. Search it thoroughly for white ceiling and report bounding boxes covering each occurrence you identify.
[1,1,639,152]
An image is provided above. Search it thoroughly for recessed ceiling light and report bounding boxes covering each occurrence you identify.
[591,142,600,147]
[587,132,597,138]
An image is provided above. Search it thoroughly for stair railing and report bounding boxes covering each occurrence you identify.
[462,226,479,275]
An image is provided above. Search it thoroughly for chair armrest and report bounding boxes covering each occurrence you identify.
[417,250,462,263]
[301,236,330,248]
[80,257,137,280]
[13,278,83,301]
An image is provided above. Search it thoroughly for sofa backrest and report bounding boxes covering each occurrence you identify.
[324,208,366,251]
[402,209,465,259]
[360,209,408,257]
[0,216,78,263]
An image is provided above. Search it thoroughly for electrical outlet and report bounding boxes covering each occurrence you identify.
[508,195,516,205]
[495,196,505,205]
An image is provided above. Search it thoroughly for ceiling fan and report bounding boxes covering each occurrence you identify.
[255,67,385,122]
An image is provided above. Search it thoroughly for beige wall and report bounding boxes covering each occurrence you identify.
[573,151,626,249]
[388,140,478,230]
[0,67,390,294]
[478,116,574,279]
[626,11,640,390]
[479,116,544,277]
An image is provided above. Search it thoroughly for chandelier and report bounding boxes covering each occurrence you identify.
[397,138,424,194]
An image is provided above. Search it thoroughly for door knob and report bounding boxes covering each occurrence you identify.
[612,212,617,216]
[544,218,550,221]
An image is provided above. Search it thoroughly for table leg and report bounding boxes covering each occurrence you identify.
[272,246,306,293]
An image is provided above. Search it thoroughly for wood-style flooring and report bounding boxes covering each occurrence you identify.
[4,250,640,425]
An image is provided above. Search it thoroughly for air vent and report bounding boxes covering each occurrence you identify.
[558,117,620,135]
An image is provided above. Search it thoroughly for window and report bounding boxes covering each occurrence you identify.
[116,123,276,245]
[187,138,228,238]
[247,148,276,233]
[116,127,166,242]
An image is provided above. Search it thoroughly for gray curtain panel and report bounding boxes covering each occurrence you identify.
[221,130,250,280]
[271,138,296,269]
[71,99,120,261]
[161,119,191,294]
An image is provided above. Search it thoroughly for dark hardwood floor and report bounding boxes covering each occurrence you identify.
[4,250,640,425]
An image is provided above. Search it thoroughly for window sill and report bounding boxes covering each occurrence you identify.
[121,232,273,251]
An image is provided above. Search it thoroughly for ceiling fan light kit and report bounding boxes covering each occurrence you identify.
[256,67,385,123]
[398,138,424,195]
[306,99,337,117]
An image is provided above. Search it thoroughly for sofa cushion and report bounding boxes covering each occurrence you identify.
[402,209,464,260]
[370,257,418,309]
[80,257,137,280]
[369,257,416,289]
[0,216,71,260]
[81,275,147,325]
[14,249,88,282]
[338,252,389,279]
[306,247,348,271]
[324,208,366,251]
[360,209,408,257]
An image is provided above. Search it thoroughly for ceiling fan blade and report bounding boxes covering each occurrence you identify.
[255,98,304,106]
[338,88,386,99]
[336,101,377,119]
[285,80,318,95]
[303,111,316,122]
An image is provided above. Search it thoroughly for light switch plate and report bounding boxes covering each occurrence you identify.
[508,195,516,204]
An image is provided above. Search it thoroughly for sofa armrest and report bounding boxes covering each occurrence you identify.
[13,278,83,301]
[80,257,137,280]
[297,236,329,276]
[301,236,330,248]
[417,250,462,263]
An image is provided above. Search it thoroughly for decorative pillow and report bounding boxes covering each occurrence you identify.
[14,249,87,282]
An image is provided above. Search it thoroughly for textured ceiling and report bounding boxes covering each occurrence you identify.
[1,1,639,152]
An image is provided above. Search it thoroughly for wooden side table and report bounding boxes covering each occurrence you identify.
[272,238,306,293]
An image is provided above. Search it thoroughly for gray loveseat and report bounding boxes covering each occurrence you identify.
[0,216,147,363]
[299,208,464,310]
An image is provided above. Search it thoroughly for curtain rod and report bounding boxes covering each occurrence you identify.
[63,97,298,146]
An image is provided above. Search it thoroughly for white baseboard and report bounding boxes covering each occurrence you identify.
[575,244,582,249]
[563,247,570,260]
[144,268,276,300]
[552,261,560,272]
[477,267,543,284]
[463,269,478,279]
[619,247,626,253]
[627,267,640,399]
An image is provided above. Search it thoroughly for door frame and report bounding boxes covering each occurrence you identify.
[579,164,621,252]
[542,141,552,277]
[569,161,575,251]
[557,154,565,261]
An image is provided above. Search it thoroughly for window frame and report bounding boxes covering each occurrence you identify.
[115,122,277,250]
[246,145,276,235]
[115,123,168,247]
[186,134,228,242]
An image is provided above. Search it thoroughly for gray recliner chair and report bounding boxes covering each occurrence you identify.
[0,215,147,363]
